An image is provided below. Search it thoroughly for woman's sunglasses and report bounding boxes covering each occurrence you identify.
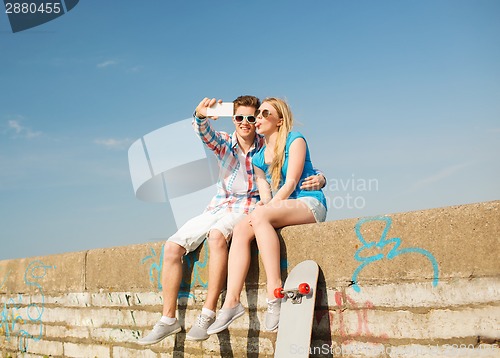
[255,109,273,118]
[233,115,257,124]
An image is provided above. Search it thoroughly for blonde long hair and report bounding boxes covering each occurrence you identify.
[263,97,294,190]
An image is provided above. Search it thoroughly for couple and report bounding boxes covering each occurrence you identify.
[138,95,327,345]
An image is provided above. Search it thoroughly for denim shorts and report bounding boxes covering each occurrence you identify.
[297,196,327,223]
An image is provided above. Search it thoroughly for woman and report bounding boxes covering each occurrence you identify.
[207,97,327,334]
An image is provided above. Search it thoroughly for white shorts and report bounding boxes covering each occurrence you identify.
[297,197,327,223]
[167,210,246,254]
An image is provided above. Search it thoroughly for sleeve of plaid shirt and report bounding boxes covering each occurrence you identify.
[192,115,231,160]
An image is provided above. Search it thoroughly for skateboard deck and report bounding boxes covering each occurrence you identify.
[274,260,319,358]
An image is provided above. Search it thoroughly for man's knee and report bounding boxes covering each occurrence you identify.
[163,242,185,264]
[207,230,228,251]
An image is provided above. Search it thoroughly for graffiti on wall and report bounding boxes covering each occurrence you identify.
[141,241,209,299]
[351,216,439,293]
[141,246,163,291]
[180,241,209,297]
[315,289,388,341]
[333,291,388,340]
[0,260,55,352]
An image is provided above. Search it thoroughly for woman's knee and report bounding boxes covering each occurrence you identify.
[232,221,255,243]
[249,207,271,227]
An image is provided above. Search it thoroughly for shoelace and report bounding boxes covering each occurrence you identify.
[196,314,212,328]
[267,301,279,314]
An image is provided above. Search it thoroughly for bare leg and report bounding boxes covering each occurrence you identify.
[161,242,186,317]
[222,220,256,309]
[204,229,228,312]
[250,200,316,299]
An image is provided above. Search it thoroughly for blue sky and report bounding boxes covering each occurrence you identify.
[1,0,499,260]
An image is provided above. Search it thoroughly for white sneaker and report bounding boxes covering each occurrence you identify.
[186,313,215,341]
[137,320,181,345]
[206,303,245,335]
[265,299,281,331]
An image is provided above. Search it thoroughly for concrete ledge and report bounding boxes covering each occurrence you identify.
[2,200,497,295]
[0,251,86,293]
[1,200,499,357]
[279,200,499,289]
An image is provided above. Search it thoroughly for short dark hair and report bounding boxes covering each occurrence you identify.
[233,95,260,112]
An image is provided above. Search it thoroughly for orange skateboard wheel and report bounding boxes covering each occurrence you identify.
[274,287,285,299]
[298,283,310,295]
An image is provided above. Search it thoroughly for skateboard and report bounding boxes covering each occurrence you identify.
[274,260,319,358]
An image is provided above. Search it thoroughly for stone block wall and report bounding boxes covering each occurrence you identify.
[1,201,499,357]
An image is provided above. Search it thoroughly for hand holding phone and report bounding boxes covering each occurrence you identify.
[206,102,234,117]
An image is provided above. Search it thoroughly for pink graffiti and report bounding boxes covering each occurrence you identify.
[315,291,388,342]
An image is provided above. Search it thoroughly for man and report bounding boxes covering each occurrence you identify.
[138,96,325,345]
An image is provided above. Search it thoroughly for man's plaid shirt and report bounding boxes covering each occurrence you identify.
[193,115,264,215]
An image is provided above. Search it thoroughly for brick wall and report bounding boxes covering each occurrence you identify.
[1,200,499,357]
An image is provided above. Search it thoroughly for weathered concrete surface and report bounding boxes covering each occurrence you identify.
[85,243,162,291]
[2,201,498,295]
[0,251,86,294]
[0,200,499,357]
[279,200,499,287]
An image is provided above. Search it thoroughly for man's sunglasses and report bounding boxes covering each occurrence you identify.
[233,115,257,124]
[255,109,273,118]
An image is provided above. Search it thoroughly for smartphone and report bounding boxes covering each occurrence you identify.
[206,102,234,117]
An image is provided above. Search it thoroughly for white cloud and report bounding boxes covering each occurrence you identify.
[94,138,133,150]
[97,60,118,69]
[8,119,22,133]
[6,118,42,139]
[126,65,143,73]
